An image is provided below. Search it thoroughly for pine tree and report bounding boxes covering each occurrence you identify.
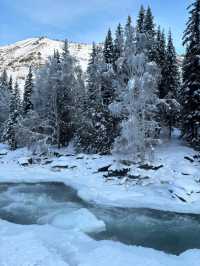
[113,23,124,66]
[155,29,168,98]
[103,29,114,64]
[143,6,156,61]
[181,0,200,146]
[154,26,162,63]
[87,42,98,97]
[8,76,13,92]
[23,66,33,114]
[0,70,8,89]
[165,30,180,98]
[3,80,19,150]
[0,70,10,126]
[124,16,135,56]
[76,46,116,154]
[33,40,83,148]
[157,31,181,138]
[143,6,155,37]
[136,5,146,33]
[14,81,21,113]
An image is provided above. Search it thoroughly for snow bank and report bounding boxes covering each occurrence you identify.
[0,219,200,266]
[0,229,69,266]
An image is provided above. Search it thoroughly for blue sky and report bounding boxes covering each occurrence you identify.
[0,0,193,53]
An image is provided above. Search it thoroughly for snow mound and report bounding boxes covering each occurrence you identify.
[0,231,69,266]
[51,208,106,233]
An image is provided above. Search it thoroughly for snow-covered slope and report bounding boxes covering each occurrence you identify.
[0,37,92,89]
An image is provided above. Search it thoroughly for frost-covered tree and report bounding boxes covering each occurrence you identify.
[23,66,34,114]
[76,46,117,154]
[181,0,200,146]
[110,51,160,162]
[33,40,84,148]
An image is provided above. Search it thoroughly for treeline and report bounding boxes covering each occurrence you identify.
[0,2,199,160]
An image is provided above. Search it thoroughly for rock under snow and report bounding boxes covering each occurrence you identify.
[0,149,8,156]
[51,208,106,234]
[18,157,33,166]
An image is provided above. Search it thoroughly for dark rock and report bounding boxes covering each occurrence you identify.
[174,194,187,203]
[76,156,84,160]
[53,152,63,158]
[52,165,68,169]
[43,160,53,165]
[98,165,112,172]
[120,160,134,166]
[128,174,141,180]
[138,164,164,171]
[104,168,130,179]
[184,156,194,163]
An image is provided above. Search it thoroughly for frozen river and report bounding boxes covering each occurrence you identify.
[0,182,200,255]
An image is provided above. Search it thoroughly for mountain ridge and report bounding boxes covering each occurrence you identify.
[0,37,93,90]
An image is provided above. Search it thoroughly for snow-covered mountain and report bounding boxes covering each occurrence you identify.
[0,37,92,89]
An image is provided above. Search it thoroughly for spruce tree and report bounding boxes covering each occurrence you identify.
[165,30,180,98]
[157,31,181,138]
[136,5,146,33]
[103,29,114,64]
[143,6,156,61]
[113,24,124,66]
[77,46,116,154]
[154,26,162,63]
[8,76,13,92]
[182,0,200,146]
[3,80,19,150]
[124,16,135,56]
[23,66,33,114]
[14,81,21,113]
[0,70,10,126]
[143,6,155,37]
[1,70,8,89]
[155,29,168,98]
[87,42,97,98]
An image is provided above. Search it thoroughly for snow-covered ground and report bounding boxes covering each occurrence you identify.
[0,135,200,265]
[0,136,199,214]
[1,218,200,266]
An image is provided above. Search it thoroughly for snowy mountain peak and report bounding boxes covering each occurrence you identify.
[0,37,92,89]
